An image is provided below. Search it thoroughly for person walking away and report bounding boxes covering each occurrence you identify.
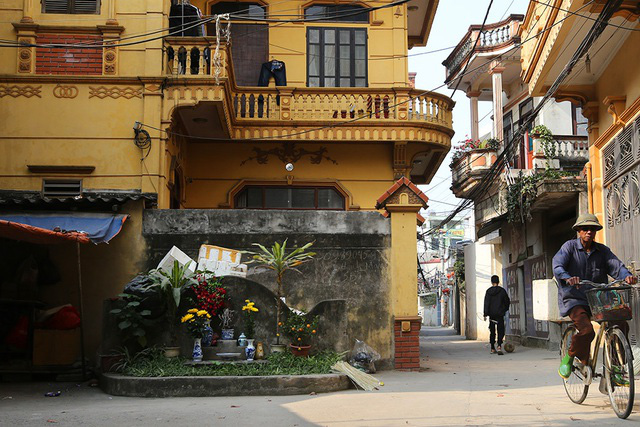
[553,213,636,379]
[484,275,510,355]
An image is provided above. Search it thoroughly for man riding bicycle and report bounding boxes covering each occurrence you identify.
[552,213,637,379]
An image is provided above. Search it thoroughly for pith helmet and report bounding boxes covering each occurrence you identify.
[572,213,603,231]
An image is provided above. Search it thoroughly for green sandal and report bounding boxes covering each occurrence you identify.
[558,354,574,379]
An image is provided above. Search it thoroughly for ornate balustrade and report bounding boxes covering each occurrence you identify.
[451,149,498,197]
[443,15,523,80]
[554,135,589,159]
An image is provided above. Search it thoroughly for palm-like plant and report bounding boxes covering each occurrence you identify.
[148,260,198,343]
[246,240,315,345]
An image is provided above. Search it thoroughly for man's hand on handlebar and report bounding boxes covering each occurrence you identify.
[567,276,581,286]
[625,276,638,285]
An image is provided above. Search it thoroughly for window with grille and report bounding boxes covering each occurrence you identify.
[304,5,369,23]
[42,0,100,14]
[235,186,345,210]
[307,27,367,88]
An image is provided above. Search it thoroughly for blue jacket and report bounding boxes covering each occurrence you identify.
[552,238,632,316]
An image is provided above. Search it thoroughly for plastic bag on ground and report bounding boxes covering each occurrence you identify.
[349,339,381,374]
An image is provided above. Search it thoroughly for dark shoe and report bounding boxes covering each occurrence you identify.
[490,347,497,354]
[497,346,504,355]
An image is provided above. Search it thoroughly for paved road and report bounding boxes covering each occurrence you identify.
[1,327,637,426]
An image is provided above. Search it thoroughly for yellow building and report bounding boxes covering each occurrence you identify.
[519,0,640,264]
[0,0,453,371]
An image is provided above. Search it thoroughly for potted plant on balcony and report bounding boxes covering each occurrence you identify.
[530,124,555,156]
[246,240,316,353]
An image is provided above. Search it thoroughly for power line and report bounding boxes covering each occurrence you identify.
[451,0,494,98]
[425,0,623,236]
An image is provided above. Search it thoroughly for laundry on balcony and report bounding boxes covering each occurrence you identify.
[258,60,287,109]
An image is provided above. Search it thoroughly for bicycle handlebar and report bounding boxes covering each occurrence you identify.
[578,279,629,288]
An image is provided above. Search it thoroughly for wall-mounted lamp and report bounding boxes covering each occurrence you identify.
[585,54,591,74]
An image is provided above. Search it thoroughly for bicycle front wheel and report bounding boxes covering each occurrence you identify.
[561,326,589,404]
[604,327,635,419]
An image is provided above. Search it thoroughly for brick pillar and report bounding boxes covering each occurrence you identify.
[394,316,421,371]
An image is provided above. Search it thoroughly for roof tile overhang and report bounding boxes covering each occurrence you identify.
[0,190,157,206]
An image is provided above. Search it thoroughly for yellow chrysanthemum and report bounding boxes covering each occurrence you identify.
[188,308,198,313]
[181,313,194,322]
[245,299,250,303]
[197,310,208,317]
[251,307,259,312]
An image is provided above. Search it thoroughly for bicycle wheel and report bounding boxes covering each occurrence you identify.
[604,327,635,419]
[561,326,589,404]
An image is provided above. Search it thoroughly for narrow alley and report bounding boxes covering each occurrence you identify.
[1,326,636,426]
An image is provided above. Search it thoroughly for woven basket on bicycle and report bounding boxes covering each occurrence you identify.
[585,285,633,322]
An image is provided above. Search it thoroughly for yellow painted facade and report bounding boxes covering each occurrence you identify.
[0,0,453,362]
[519,0,640,246]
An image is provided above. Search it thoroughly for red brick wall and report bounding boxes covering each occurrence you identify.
[394,317,421,371]
[36,34,103,75]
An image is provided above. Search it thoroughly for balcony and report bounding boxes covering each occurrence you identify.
[162,37,454,143]
[450,149,498,198]
[443,15,523,83]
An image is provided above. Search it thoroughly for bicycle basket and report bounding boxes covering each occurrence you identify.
[585,286,633,322]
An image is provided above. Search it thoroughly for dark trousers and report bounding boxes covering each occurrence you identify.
[489,316,505,347]
[568,305,628,362]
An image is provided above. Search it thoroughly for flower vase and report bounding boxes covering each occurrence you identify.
[202,320,213,347]
[221,328,234,340]
[192,338,203,362]
[245,339,256,361]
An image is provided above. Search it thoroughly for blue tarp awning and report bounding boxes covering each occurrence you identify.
[0,213,128,244]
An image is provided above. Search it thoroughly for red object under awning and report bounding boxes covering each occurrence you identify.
[0,220,90,244]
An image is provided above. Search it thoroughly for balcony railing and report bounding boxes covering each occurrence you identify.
[554,135,589,159]
[443,14,523,81]
[163,38,454,130]
[451,149,498,184]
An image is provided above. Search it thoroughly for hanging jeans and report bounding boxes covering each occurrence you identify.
[257,60,287,116]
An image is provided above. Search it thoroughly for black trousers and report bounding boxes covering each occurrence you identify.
[489,316,505,346]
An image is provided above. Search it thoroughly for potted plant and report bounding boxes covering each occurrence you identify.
[190,272,227,346]
[148,260,198,357]
[246,240,316,353]
[181,308,211,362]
[109,293,156,350]
[283,310,319,357]
[242,299,259,360]
[484,138,500,151]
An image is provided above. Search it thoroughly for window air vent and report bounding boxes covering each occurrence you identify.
[42,179,82,198]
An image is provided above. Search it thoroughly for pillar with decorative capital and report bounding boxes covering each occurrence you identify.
[21,0,34,23]
[467,91,481,141]
[106,0,119,25]
[376,177,429,371]
[489,63,505,143]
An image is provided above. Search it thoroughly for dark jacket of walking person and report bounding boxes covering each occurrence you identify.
[483,275,510,354]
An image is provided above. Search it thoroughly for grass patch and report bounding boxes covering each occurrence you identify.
[118,348,344,377]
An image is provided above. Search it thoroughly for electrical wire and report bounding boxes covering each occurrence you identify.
[451,0,494,98]
[424,0,623,236]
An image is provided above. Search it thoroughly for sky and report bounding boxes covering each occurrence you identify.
[409,0,530,217]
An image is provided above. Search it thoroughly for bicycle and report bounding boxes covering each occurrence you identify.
[560,280,636,419]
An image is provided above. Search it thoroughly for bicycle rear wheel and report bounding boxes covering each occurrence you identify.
[561,326,589,404]
[604,327,635,419]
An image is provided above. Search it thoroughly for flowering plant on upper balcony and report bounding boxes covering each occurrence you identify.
[451,136,482,164]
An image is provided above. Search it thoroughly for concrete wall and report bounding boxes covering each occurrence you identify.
[464,241,499,341]
[142,209,394,362]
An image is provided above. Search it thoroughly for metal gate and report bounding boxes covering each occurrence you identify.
[602,114,640,348]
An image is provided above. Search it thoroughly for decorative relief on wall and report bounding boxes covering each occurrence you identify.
[89,86,142,99]
[0,85,41,98]
[103,42,117,75]
[17,37,34,74]
[53,84,79,99]
[240,142,338,166]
